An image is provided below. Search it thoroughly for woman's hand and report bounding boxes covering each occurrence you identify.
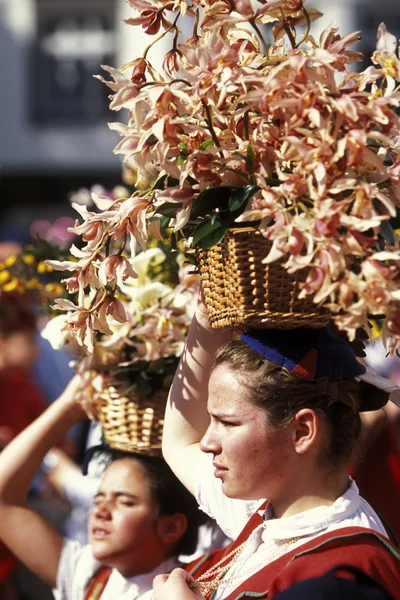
[153,568,205,600]
[195,285,211,329]
[58,373,93,420]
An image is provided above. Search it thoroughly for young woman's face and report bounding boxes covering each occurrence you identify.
[200,364,293,502]
[0,331,38,371]
[88,458,164,576]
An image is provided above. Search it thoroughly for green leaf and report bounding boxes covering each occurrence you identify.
[192,219,228,249]
[222,167,249,180]
[379,220,395,245]
[246,142,255,172]
[153,174,168,190]
[149,215,172,230]
[233,151,247,161]
[146,134,158,146]
[184,252,197,265]
[191,187,232,218]
[177,155,187,166]
[199,140,214,151]
[133,371,152,395]
[156,202,182,218]
[228,185,259,213]
[178,142,188,153]
[389,206,400,230]
[166,176,179,188]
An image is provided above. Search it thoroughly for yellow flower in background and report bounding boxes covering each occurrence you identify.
[2,278,23,292]
[0,270,11,284]
[4,256,17,267]
[122,165,138,187]
[45,283,65,295]
[22,254,36,265]
[26,278,42,290]
[37,261,53,274]
[113,185,130,199]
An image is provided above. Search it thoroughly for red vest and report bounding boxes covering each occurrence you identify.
[187,503,400,600]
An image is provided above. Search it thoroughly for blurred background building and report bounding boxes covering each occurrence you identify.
[0,0,170,244]
[0,0,399,243]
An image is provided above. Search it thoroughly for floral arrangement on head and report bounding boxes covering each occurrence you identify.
[43,208,199,396]
[49,0,400,350]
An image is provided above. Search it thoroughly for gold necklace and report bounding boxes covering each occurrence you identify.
[189,536,301,598]
[188,540,248,597]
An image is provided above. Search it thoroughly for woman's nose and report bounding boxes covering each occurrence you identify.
[93,500,112,520]
[200,425,220,454]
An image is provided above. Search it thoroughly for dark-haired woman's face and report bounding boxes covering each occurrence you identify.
[88,458,165,577]
[200,364,293,502]
[0,331,38,371]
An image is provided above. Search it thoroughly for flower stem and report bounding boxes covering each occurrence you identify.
[279,10,296,49]
[243,110,249,140]
[89,287,108,313]
[296,8,311,47]
[143,12,181,60]
[200,98,224,157]
[105,236,111,258]
[249,20,269,58]
[118,233,128,257]
[192,9,199,39]
[140,77,191,90]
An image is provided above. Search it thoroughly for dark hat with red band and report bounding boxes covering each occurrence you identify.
[241,326,400,411]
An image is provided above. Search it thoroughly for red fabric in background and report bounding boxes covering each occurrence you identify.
[350,422,400,541]
[0,369,45,438]
[0,550,18,582]
[0,369,46,583]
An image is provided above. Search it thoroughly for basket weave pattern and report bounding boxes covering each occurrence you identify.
[197,227,330,330]
[92,382,167,456]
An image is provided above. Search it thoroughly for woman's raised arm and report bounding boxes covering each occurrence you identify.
[162,295,231,495]
[0,375,87,588]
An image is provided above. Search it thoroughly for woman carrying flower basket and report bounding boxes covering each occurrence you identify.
[0,374,203,600]
[152,294,400,600]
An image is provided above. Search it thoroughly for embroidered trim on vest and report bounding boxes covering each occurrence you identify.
[227,592,268,599]
[290,530,400,563]
[84,566,112,600]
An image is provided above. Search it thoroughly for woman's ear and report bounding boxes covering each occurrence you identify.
[292,408,319,454]
[156,513,188,546]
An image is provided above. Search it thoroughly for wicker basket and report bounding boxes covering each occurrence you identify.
[92,381,167,456]
[196,226,330,330]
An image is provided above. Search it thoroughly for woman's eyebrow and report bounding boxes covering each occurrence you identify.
[210,410,238,419]
[114,492,139,500]
[94,491,139,500]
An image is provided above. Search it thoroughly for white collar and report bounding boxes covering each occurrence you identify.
[259,478,361,542]
[111,555,181,594]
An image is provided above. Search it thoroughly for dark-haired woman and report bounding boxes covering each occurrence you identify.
[0,292,46,599]
[154,297,400,600]
[0,376,202,600]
